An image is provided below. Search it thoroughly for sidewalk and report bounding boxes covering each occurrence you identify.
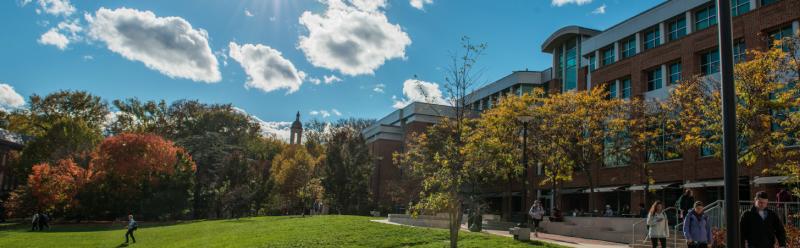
[371,219,628,248]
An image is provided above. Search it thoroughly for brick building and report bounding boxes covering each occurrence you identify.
[364,0,800,218]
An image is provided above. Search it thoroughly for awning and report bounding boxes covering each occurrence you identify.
[559,188,585,194]
[683,179,725,188]
[628,182,681,191]
[753,176,789,185]
[581,186,627,193]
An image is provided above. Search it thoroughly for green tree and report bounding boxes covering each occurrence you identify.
[322,123,373,215]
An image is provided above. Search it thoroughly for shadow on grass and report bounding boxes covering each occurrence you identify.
[114,243,129,248]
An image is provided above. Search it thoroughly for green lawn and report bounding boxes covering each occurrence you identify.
[0,215,562,248]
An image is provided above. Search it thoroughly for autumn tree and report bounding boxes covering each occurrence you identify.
[395,36,485,248]
[321,120,374,215]
[271,145,320,215]
[85,133,196,220]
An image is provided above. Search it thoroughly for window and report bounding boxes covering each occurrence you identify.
[768,25,794,51]
[761,0,779,6]
[700,131,717,157]
[695,5,717,31]
[602,46,615,65]
[621,36,637,58]
[731,0,750,17]
[647,122,682,163]
[644,26,661,50]
[733,40,746,64]
[668,62,681,85]
[564,39,578,91]
[701,50,720,75]
[608,82,618,99]
[556,51,563,79]
[668,17,687,41]
[621,79,631,99]
[604,131,631,167]
[647,67,663,92]
[589,54,596,71]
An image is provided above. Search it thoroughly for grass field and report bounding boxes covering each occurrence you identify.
[0,215,563,248]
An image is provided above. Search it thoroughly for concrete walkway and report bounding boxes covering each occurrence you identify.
[371,219,628,248]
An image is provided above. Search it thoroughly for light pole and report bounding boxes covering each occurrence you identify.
[715,0,740,246]
[517,114,534,228]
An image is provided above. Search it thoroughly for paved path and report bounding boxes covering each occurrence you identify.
[371,219,628,248]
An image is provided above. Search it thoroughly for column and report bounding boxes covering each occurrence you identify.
[594,50,600,67]
[614,41,620,62]
[659,22,667,44]
[615,79,621,98]
[661,64,668,88]
[749,0,758,10]
[635,32,642,54]
[552,48,558,79]
[685,11,693,34]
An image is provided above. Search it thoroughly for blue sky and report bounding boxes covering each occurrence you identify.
[0,0,661,139]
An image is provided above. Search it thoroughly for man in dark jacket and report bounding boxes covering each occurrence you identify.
[676,189,694,221]
[740,191,787,248]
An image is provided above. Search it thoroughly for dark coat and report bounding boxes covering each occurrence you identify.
[740,206,786,248]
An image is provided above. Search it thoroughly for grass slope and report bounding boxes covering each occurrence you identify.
[0,215,562,248]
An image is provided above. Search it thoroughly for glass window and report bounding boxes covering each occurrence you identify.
[621,36,637,58]
[668,62,682,85]
[647,121,682,163]
[621,79,631,99]
[761,0,778,6]
[731,0,750,17]
[602,46,615,65]
[733,40,746,64]
[564,39,578,91]
[589,54,596,71]
[668,17,687,41]
[608,82,618,99]
[701,50,720,75]
[695,5,717,31]
[768,25,794,51]
[644,26,661,50]
[604,131,631,167]
[647,68,663,92]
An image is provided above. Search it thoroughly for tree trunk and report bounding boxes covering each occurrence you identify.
[584,164,596,213]
[450,202,462,248]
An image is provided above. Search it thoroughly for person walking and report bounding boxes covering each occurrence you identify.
[31,212,39,231]
[740,191,787,248]
[124,214,138,244]
[676,189,694,222]
[682,201,712,248]
[646,201,669,248]
[528,200,546,238]
[38,212,49,231]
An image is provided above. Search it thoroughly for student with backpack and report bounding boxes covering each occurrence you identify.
[125,214,138,244]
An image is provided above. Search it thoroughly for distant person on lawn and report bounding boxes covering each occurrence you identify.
[38,212,49,231]
[528,200,545,237]
[31,212,39,231]
[740,191,787,248]
[125,214,138,244]
[682,201,712,248]
[647,201,669,248]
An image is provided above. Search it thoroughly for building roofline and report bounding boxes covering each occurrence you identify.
[541,25,601,52]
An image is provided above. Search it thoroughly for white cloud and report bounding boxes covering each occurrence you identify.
[323,75,342,84]
[87,7,221,83]
[409,0,433,10]
[38,28,69,50]
[331,109,342,116]
[298,0,411,76]
[231,107,293,141]
[310,110,331,118]
[244,9,254,17]
[228,42,306,94]
[392,78,447,109]
[551,0,592,6]
[592,4,606,14]
[308,77,322,85]
[36,0,75,16]
[373,83,385,93]
[0,83,26,111]
[83,55,93,60]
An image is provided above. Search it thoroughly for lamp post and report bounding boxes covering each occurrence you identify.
[715,0,740,246]
[517,114,534,228]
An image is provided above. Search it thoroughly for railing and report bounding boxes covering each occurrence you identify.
[631,206,678,246]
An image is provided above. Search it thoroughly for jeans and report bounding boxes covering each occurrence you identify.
[125,228,136,243]
[651,238,666,248]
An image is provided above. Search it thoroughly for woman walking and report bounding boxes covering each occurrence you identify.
[646,201,669,248]
[528,200,546,237]
[682,201,712,248]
